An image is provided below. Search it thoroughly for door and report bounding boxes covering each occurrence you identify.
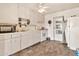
[53,16,64,42]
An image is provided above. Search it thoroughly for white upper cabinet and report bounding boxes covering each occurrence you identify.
[0,4,18,24]
[18,4,30,19]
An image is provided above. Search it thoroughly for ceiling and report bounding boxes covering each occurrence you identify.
[23,3,79,14]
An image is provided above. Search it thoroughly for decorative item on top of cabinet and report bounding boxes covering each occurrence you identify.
[18,17,30,26]
[16,18,31,32]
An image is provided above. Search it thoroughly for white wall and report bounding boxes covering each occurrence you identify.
[0,3,44,26]
[29,10,44,26]
[45,7,79,40]
[44,14,53,40]
[0,4,18,24]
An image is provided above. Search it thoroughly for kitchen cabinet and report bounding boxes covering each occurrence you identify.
[41,30,48,42]
[21,37,29,50]
[0,33,20,56]
[4,39,12,56]
[0,40,4,56]
[11,38,20,54]
[0,34,12,56]
[11,33,21,54]
[20,32,30,50]
[21,30,41,50]
[27,30,41,46]
[0,30,41,56]
[32,30,41,43]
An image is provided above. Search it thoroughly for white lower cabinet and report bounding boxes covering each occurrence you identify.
[0,30,41,56]
[0,34,12,56]
[27,30,41,46]
[0,40,4,56]
[41,30,47,42]
[11,33,21,54]
[4,39,12,56]
[21,31,41,50]
[0,33,21,56]
[11,38,20,54]
[21,32,29,49]
[32,31,41,44]
[21,37,28,50]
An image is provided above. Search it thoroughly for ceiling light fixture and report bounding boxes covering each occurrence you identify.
[38,9,45,13]
[38,3,48,13]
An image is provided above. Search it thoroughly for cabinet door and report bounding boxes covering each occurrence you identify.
[4,39,12,56]
[21,32,31,49]
[0,40,5,56]
[28,30,40,45]
[32,31,41,43]
[21,37,29,49]
[11,38,20,54]
[41,30,47,42]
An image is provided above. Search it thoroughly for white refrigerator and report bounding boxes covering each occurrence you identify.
[66,17,79,50]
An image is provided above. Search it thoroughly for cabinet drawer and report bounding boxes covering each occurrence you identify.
[4,34,11,39]
[0,34,11,40]
[0,35,4,40]
[11,33,20,38]
[21,33,27,36]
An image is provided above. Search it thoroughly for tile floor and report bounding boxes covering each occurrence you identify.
[12,40,75,56]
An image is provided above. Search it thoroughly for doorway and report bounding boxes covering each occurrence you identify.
[53,16,67,43]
